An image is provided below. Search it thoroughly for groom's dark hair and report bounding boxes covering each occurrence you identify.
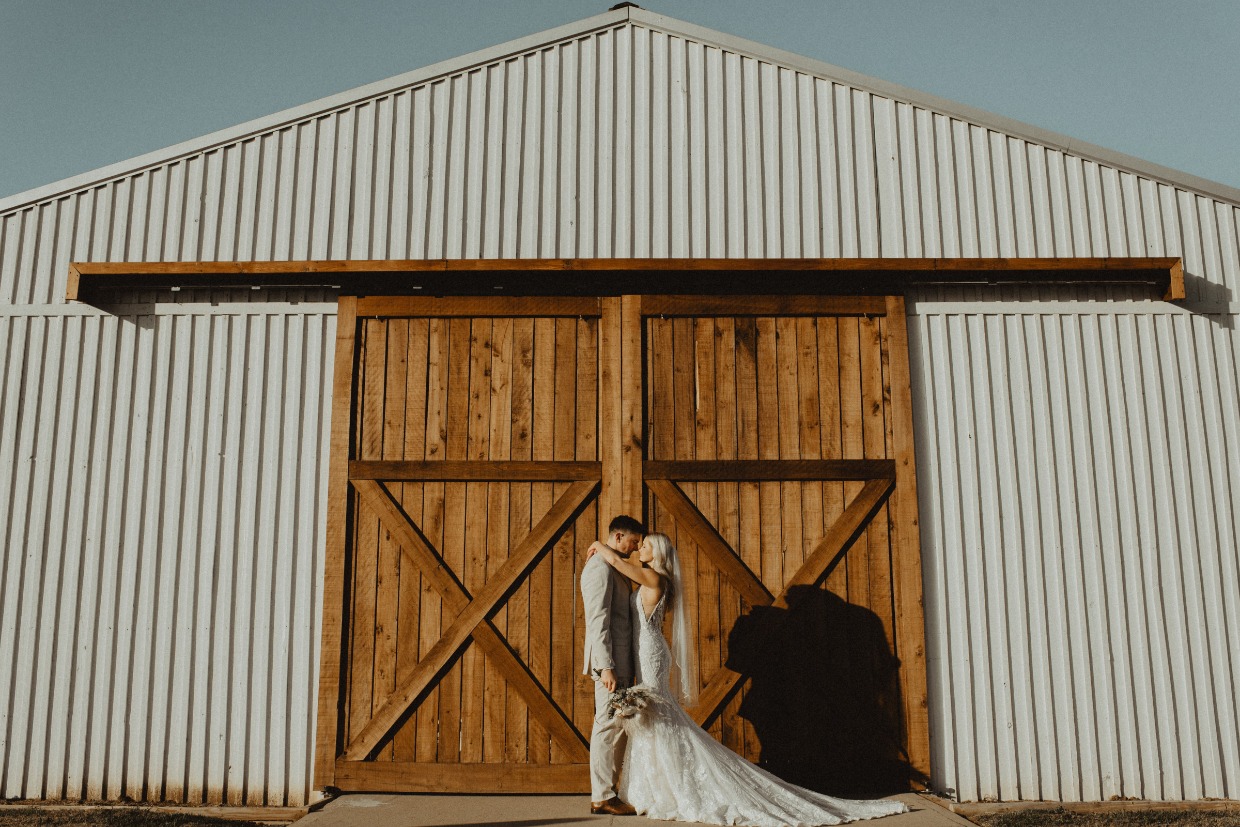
[608,514,646,535]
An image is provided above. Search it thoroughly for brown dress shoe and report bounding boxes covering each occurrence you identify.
[590,796,637,815]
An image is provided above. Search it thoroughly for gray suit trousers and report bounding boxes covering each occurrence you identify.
[590,675,631,801]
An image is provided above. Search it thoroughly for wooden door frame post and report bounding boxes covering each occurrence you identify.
[620,295,644,519]
[599,299,620,533]
[313,296,357,790]
[885,295,929,784]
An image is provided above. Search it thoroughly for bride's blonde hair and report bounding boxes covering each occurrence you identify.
[644,532,697,704]
[644,532,676,601]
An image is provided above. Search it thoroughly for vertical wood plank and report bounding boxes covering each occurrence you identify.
[551,317,577,763]
[460,318,492,763]
[359,320,386,462]
[672,318,697,463]
[797,316,825,571]
[396,318,429,761]
[620,295,644,517]
[599,298,623,536]
[671,317,699,714]
[575,316,600,737]
[647,320,667,587]
[713,318,745,755]
[885,295,930,784]
[693,319,720,704]
[528,317,556,763]
[650,318,675,463]
[506,318,535,763]
[340,327,361,749]
[818,317,846,598]
[838,316,866,603]
[374,320,407,761]
[415,318,449,763]
[755,318,782,594]
[775,317,804,584]
[437,317,472,762]
[313,296,356,789]
[734,317,762,601]
[861,314,894,639]
[350,320,386,746]
[485,317,514,764]
[649,313,674,546]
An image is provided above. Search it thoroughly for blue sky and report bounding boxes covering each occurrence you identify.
[2,0,1238,201]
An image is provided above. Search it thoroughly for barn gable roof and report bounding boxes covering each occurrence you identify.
[3,5,1237,214]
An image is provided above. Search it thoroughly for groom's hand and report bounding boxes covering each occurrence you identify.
[600,668,617,691]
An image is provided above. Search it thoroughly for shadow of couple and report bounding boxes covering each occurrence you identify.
[725,584,927,798]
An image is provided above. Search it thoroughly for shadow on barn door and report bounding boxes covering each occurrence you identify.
[727,584,927,797]
[639,295,930,790]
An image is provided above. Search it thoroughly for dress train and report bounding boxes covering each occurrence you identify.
[619,588,908,827]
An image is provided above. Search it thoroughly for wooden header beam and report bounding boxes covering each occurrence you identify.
[67,256,1184,303]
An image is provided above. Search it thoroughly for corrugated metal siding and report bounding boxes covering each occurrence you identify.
[0,15,1238,804]
[911,302,1240,802]
[0,306,333,806]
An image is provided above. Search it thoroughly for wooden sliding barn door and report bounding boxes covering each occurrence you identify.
[639,295,928,793]
[314,296,616,793]
[314,293,926,794]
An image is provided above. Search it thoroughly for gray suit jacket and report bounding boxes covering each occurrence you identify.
[580,554,634,679]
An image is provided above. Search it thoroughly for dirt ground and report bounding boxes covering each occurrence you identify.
[0,808,264,827]
[972,807,1240,827]
[1,799,1237,827]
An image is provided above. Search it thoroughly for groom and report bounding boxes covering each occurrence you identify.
[580,514,645,816]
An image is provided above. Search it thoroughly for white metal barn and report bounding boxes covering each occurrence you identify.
[1,5,1238,810]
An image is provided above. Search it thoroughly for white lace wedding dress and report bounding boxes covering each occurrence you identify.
[619,587,908,826]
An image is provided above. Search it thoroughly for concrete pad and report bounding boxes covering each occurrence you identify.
[297,792,964,827]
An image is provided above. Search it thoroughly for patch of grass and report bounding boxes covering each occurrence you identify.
[0,807,263,827]
[975,807,1240,827]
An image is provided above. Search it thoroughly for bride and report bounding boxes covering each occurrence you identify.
[588,533,908,827]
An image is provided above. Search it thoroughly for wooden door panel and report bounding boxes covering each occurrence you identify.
[341,478,598,763]
[317,298,603,793]
[647,473,899,777]
[641,300,922,790]
[374,495,602,768]
[349,314,602,469]
[645,315,888,463]
[316,295,925,794]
